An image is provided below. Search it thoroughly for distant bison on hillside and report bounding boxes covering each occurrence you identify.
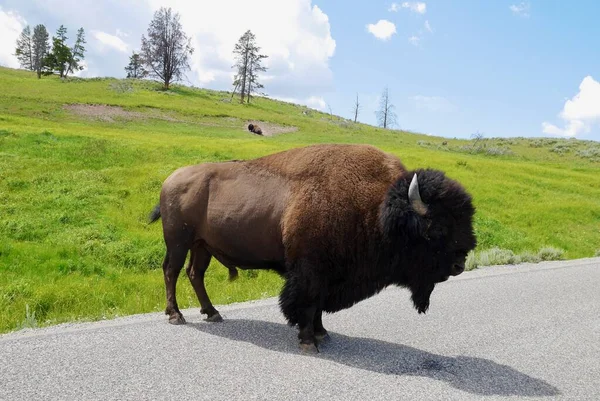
[247,123,262,135]
[149,144,477,352]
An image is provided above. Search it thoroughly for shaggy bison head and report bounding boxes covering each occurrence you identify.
[380,169,476,312]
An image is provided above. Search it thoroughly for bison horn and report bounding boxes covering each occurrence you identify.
[408,173,428,215]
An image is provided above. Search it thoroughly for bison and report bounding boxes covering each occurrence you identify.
[247,123,263,135]
[149,144,476,352]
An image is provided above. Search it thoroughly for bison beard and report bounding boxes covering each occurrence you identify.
[149,144,476,352]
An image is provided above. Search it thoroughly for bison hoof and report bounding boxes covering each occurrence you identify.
[417,305,429,314]
[315,331,330,343]
[204,313,223,323]
[168,314,186,325]
[299,342,319,354]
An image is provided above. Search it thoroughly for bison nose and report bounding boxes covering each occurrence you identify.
[451,263,465,276]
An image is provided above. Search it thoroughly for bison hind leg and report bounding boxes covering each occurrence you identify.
[162,248,189,325]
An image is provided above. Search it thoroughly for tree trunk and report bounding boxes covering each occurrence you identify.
[240,36,251,103]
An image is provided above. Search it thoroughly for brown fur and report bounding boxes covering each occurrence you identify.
[247,123,263,135]
[150,144,476,349]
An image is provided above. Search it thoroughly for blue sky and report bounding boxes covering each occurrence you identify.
[1,1,599,141]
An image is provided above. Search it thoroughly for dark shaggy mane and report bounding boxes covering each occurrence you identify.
[380,169,475,241]
[280,167,477,325]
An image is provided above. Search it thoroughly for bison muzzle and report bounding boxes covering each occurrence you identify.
[149,144,477,352]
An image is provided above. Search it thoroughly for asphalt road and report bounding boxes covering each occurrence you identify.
[1,258,599,401]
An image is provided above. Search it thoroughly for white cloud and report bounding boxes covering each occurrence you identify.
[388,3,400,12]
[542,76,600,137]
[306,96,327,110]
[272,95,327,111]
[408,35,420,46]
[72,60,101,78]
[115,29,128,39]
[509,2,530,18]
[92,30,129,53]
[146,0,336,101]
[424,20,433,33]
[413,95,457,112]
[0,7,26,69]
[401,2,427,14]
[366,20,397,41]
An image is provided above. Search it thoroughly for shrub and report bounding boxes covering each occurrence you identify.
[465,246,565,270]
[518,251,541,263]
[576,147,600,160]
[109,81,134,94]
[486,147,514,156]
[529,138,556,148]
[17,304,38,330]
[550,143,573,154]
[537,247,564,261]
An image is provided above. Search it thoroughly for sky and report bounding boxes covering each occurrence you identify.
[1,1,599,141]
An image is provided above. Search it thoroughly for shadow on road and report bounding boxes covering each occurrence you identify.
[188,318,559,397]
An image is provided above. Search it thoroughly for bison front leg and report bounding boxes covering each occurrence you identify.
[279,270,321,353]
[297,306,319,353]
[313,309,329,343]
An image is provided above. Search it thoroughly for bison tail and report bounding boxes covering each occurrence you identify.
[148,204,161,224]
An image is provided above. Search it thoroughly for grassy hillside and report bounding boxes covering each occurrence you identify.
[1,67,599,333]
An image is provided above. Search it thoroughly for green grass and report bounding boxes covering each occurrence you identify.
[1,66,599,334]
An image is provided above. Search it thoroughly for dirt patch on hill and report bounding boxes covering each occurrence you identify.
[63,104,181,123]
[245,120,298,137]
[64,104,299,136]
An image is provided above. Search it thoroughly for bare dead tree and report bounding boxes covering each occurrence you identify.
[352,93,361,123]
[141,7,194,90]
[376,86,397,129]
[470,130,485,152]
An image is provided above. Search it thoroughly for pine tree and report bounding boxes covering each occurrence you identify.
[65,28,86,77]
[15,26,33,70]
[231,30,268,104]
[125,52,148,78]
[246,51,268,103]
[46,25,72,78]
[32,24,50,79]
